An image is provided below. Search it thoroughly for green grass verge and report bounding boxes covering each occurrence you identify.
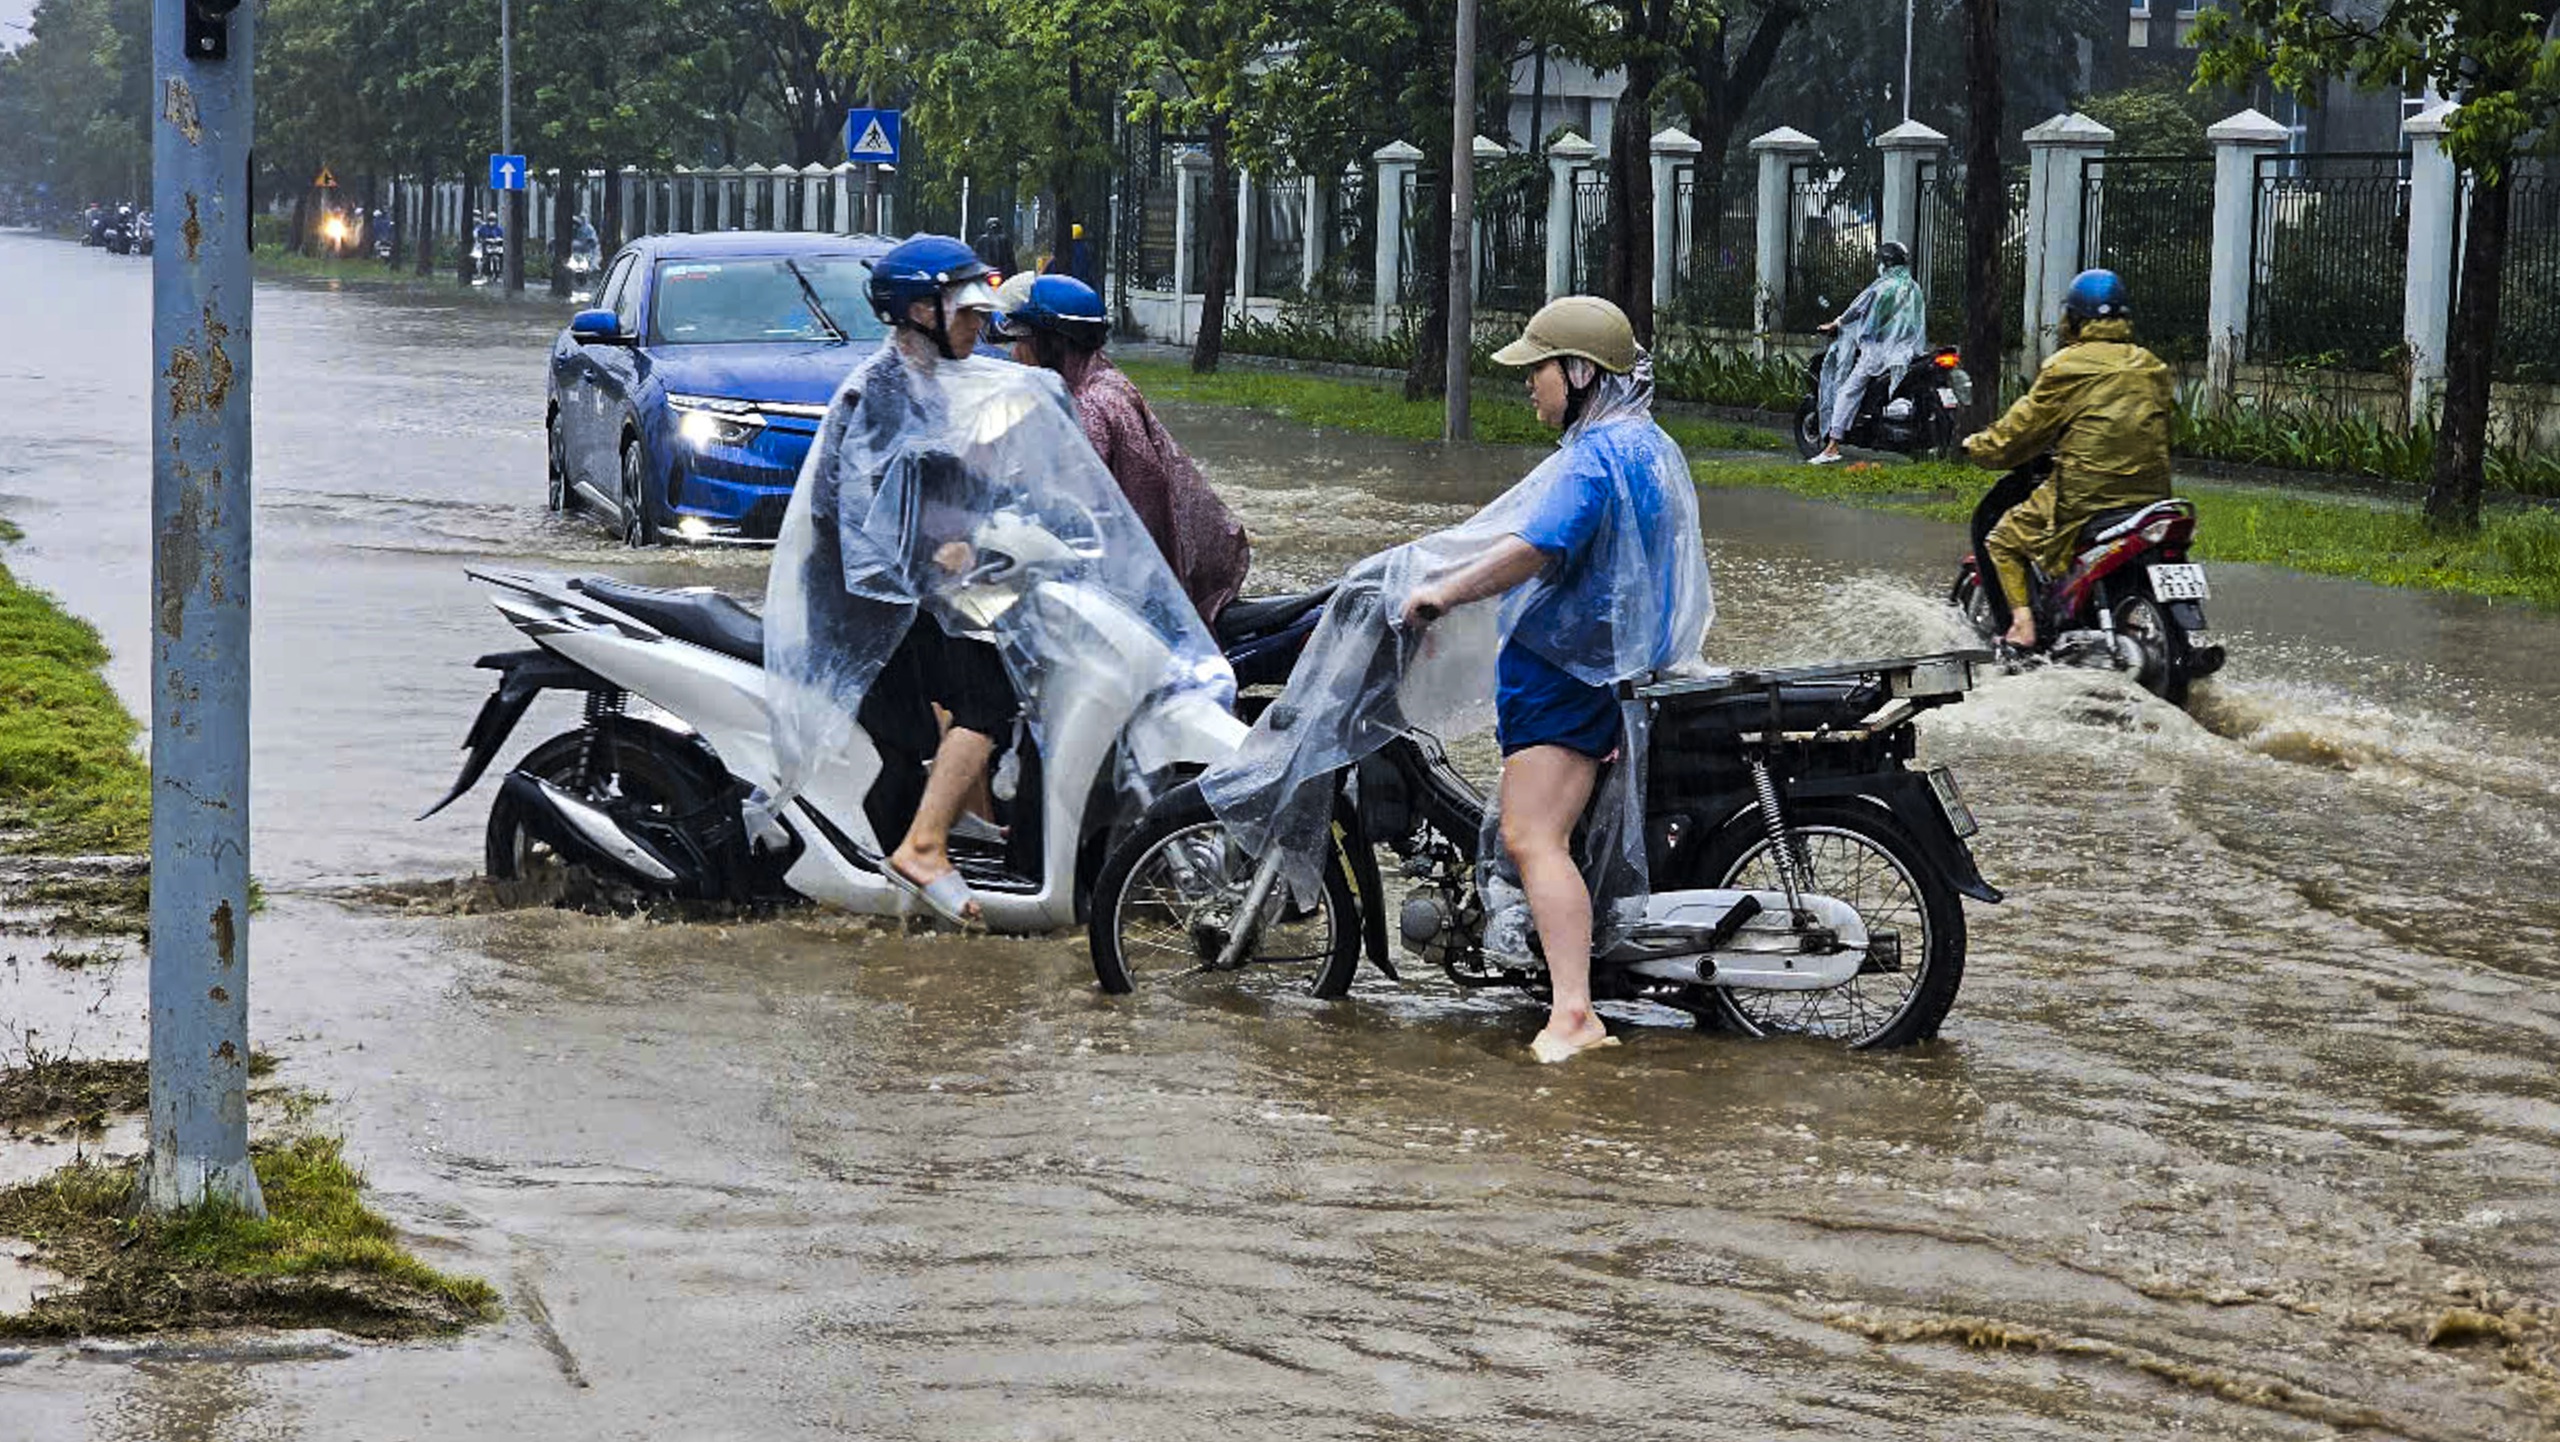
[1127,363,2560,610]
[1115,358,1788,456]
[0,545,149,855]
[0,1130,499,1339]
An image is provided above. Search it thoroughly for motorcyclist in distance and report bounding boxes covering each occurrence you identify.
[1959,269,2174,651]
[1808,239,1926,465]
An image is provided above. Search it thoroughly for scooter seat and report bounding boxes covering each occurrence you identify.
[1214,586,1335,646]
[571,576,766,664]
[2083,498,2191,544]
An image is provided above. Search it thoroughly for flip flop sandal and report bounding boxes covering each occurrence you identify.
[885,860,980,927]
[1530,1032,1622,1065]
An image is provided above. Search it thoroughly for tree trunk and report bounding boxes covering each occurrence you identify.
[1405,147,1452,401]
[1195,116,1237,374]
[1603,47,1657,343]
[550,168,575,298]
[416,162,438,277]
[2427,166,2507,533]
[1959,0,2006,431]
[288,188,309,255]
[1683,4,1803,285]
[603,162,624,251]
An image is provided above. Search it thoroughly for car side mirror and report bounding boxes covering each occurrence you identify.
[570,309,630,345]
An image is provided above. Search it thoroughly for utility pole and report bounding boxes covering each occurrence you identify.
[501,0,523,293]
[146,0,265,1215]
[1445,0,1477,442]
[1903,0,1915,124]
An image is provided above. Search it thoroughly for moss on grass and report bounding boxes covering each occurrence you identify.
[0,1130,498,1340]
[1114,358,1786,457]
[0,552,149,856]
[0,1052,277,1137]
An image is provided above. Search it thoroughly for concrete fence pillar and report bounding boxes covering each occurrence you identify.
[2022,111,2113,376]
[1876,119,1947,257]
[2204,107,2290,406]
[1650,127,1701,311]
[2403,102,2461,423]
[1236,167,1258,301]
[1374,139,1422,338]
[1749,126,1822,354]
[1174,149,1209,340]
[1299,176,1322,290]
[1546,131,1595,300]
[834,165,854,234]
[802,163,827,231]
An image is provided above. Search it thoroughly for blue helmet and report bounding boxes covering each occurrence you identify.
[2063,268,2130,324]
[998,274,1110,349]
[866,234,997,325]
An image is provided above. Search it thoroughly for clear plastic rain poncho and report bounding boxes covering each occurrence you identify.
[1199,361,1713,953]
[1816,258,1928,432]
[759,341,1235,842]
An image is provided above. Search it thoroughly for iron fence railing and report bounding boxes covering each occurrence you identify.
[2249,150,2408,372]
[1252,178,1307,296]
[2080,154,2213,362]
[1665,166,1754,330]
[2493,163,2560,382]
[1916,161,2027,352]
[1783,162,1877,332]
[1568,172,1609,294]
[1476,169,1548,315]
[1322,166,1374,300]
[1397,172,1442,306]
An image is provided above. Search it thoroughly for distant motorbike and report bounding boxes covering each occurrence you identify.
[1087,578,1999,1049]
[1950,460,2227,706]
[81,205,106,246]
[1794,341,1972,460]
[100,204,135,255]
[471,225,505,282]
[424,522,1332,931]
[133,211,154,256]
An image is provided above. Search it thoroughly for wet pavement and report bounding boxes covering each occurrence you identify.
[3,229,2559,1438]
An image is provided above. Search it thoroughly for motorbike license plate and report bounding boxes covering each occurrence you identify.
[1927,766,1978,839]
[2148,563,2211,602]
[1936,387,1959,409]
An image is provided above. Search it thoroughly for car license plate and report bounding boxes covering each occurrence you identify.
[1927,766,1978,839]
[1936,387,1959,409]
[2148,563,2210,602]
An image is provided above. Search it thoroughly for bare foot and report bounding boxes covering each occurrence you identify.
[2002,614,2037,650]
[889,844,980,920]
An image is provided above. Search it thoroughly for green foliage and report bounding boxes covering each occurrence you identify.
[0,544,148,855]
[2075,80,2212,157]
[1650,336,1805,411]
[2171,390,2560,498]
[0,0,152,204]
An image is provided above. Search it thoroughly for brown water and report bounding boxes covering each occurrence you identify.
[2,230,2558,1438]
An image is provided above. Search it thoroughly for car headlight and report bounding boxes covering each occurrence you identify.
[669,395,765,450]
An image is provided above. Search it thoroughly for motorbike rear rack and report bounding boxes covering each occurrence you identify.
[1629,651,1989,743]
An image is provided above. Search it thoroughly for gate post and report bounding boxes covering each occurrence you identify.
[1650,127,1701,313]
[2403,102,2461,424]
[1876,119,1947,256]
[1174,148,1209,341]
[2021,112,2113,376]
[1749,126,1821,356]
[1545,132,1594,301]
[2204,108,2290,408]
[1373,139,1421,339]
[1235,166,1257,302]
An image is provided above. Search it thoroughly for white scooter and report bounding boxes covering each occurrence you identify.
[423,510,1254,932]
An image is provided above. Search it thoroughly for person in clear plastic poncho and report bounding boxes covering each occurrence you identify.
[761,234,1231,924]
[1809,239,1928,465]
[1200,297,1713,1065]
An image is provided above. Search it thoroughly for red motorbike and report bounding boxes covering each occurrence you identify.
[1951,460,2226,707]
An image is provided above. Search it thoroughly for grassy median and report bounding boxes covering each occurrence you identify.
[0,534,148,857]
[1125,361,2560,610]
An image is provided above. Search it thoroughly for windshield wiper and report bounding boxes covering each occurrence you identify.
[782,259,848,342]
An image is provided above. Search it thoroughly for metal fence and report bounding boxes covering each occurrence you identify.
[1321,166,1374,300]
[2495,163,2560,383]
[2080,154,2213,362]
[1666,166,1754,330]
[1397,172,1441,306]
[1783,162,1876,332]
[1476,166,1547,315]
[2249,151,2408,372]
[1916,161,2028,352]
[1568,171,1609,294]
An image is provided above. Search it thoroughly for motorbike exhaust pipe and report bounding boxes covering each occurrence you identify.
[498,772,681,884]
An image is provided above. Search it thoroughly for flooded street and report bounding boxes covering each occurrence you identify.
[4,229,2559,1438]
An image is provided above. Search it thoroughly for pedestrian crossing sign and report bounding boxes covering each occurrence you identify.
[844,108,902,165]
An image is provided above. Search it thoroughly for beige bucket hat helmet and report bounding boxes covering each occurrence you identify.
[1491,296,1640,374]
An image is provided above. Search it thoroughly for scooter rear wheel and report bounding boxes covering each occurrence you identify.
[2113,592,2193,707]
[1089,783,1361,999]
[1792,398,1825,459]
[486,720,724,902]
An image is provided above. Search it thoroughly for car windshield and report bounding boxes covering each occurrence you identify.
[648,256,886,345]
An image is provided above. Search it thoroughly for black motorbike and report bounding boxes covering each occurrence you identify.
[100,203,136,255]
[1088,585,1999,1050]
[1793,341,1972,460]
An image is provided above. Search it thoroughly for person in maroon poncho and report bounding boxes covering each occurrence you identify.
[992,275,1250,623]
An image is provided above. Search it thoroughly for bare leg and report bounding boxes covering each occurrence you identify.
[891,726,996,918]
[931,704,1000,822]
[1499,745,1610,1061]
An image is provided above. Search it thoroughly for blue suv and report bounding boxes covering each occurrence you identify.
[547,231,893,545]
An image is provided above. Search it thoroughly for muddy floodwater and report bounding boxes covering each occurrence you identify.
[3,230,2558,1438]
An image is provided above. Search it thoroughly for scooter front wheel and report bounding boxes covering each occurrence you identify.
[1089,784,1361,999]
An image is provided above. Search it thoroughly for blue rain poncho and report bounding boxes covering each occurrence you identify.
[1198,362,1713,951]
[758,340,1236,841]
[1817,259,1928,435]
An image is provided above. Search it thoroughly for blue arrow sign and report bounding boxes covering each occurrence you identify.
[844,109,902,165]
[489,154,527,191]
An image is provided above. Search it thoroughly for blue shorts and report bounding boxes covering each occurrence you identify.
[1496,644,1622,759]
